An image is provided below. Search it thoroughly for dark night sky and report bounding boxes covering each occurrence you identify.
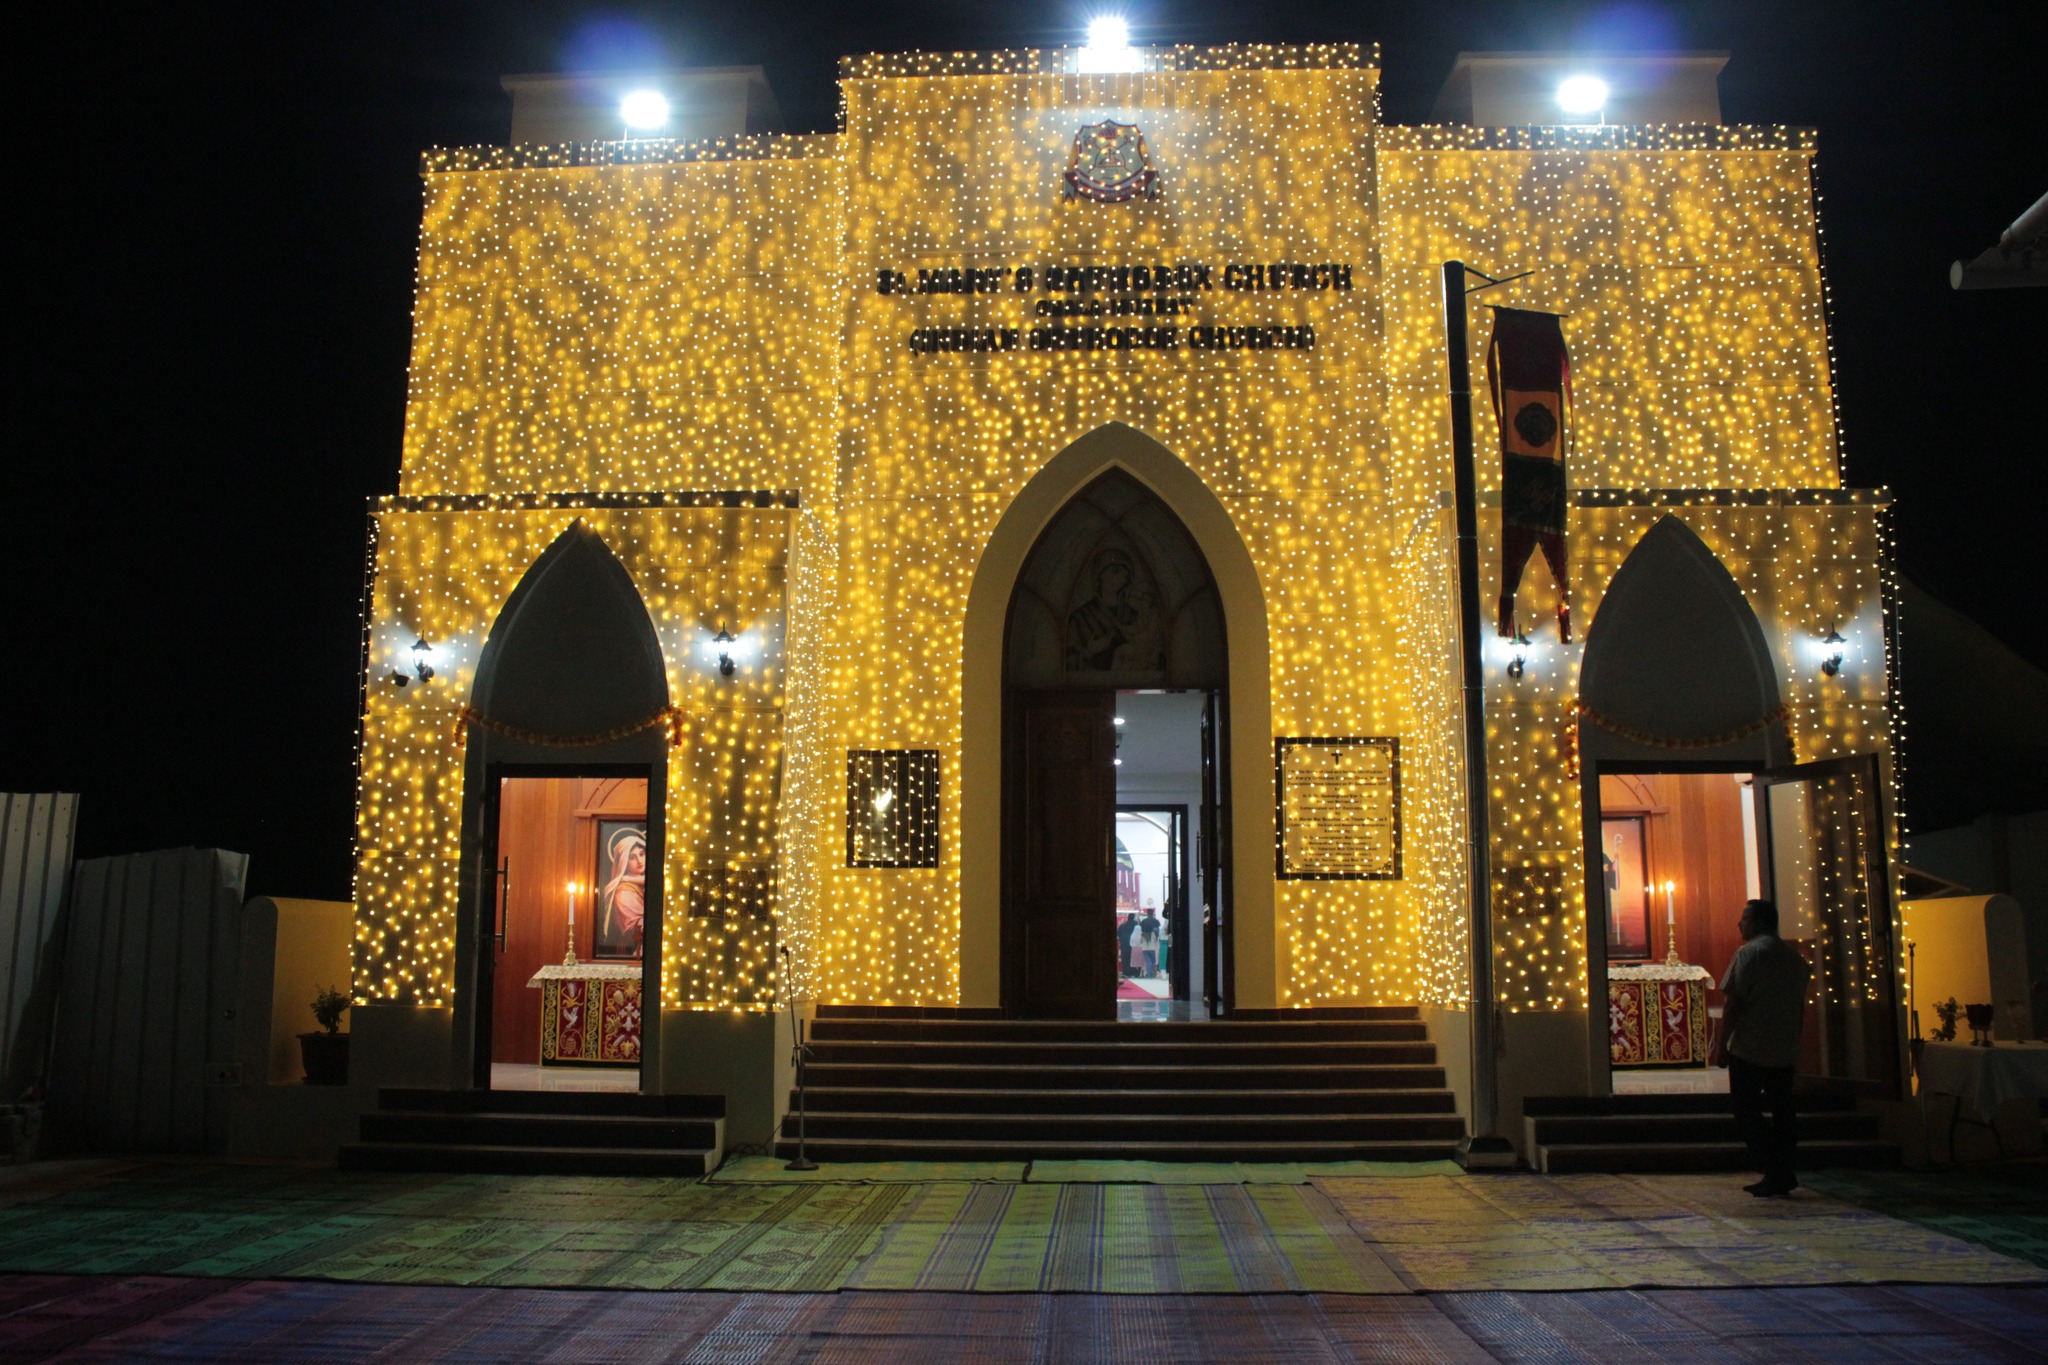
[9,2,2043,898]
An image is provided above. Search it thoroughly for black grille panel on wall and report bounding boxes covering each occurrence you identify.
[847,751,941,868]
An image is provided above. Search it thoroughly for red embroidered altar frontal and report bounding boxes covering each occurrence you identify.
[1609,975,1710,1067]
[538,977,643,1065]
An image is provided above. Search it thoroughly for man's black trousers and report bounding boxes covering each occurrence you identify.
[1728,1054,1798,1186]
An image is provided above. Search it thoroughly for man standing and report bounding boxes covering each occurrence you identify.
[1710,899,1813,1197]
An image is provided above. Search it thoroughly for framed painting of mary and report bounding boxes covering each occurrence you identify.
[593,819,648,959]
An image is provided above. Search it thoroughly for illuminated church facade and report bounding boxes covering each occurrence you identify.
[353,42,1903,1150]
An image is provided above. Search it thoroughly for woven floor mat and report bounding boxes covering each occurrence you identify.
[1311,1172,2047,1291]
[2,1163,2044,1299]
[1805,1162,2048,1271]
[707,1156,1026,1184]
[846,1181,1407,1293]
[0,1166,907,1292]
[8,1277,2047,1363]
[1025,1159,1465,1184]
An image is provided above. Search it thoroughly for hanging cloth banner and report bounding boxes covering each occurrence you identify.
[1485,306,1572,642]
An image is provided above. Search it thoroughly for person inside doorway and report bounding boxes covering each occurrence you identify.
[1117,911,1138,979]
[1709,898,1812,1198]
[1138,903,1161,977]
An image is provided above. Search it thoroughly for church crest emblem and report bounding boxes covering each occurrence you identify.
[1062,121,1160,202]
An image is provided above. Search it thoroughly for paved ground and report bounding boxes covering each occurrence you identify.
[0,1157,2041,1361]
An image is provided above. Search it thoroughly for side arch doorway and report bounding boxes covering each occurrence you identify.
[1578,515,1900,1099]
[453,524,670,1091]
[1002,470,1230,1019]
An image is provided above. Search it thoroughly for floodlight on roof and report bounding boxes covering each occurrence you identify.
[1556,74,1609,117]
[620,89,670,131]
[1088,15,1129,48]
[1078,15,1139,73]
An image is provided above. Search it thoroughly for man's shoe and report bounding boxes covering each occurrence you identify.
[1744,1178,1795,1198]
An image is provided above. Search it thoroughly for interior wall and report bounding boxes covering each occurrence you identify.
[1598,772,1752,990]
[254,897,354,1084]
[1116,691,1209,1000]
[491,777,649,1066]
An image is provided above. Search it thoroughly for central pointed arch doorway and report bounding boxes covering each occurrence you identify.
[1002,470,1230,1019]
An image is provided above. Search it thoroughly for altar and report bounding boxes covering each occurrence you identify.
[1609,963,1714,1067]
[528,964,643,1066]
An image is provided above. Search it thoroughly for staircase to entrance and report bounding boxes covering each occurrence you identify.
[341,1089,726,1176]
[1524,1093,1900,1173]
[775,1007,1465,1163]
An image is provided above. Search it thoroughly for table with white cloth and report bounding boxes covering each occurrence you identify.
[1608,962,1715,1067]
[1916,1040,2048,1160]
[528,963,643,1066]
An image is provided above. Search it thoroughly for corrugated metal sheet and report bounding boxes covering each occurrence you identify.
[0,793,79,1099]
[48,847,248,1154]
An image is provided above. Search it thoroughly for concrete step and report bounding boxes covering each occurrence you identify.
[339,1141,716,1176]
[804,1040,1440,1067]
[362,1111,721,1151]
[791,1086,1460,1117]
[1523,1092,1859,1117]
[784,1110,1467,1144]
[1534,1138,1901,1175]
[809,1019,1429,1043]
[815,1007,1422,1025]
[771,1136,1461,1163]
[1527,1112,1881,1147]
[377,1088,724,1118]
[801,1063,1449,1091]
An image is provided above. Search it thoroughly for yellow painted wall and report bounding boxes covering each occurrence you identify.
[258,898,354,1084]
[1900,895,2001,1032]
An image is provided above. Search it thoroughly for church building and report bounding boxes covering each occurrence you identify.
[350,38,1904,1161]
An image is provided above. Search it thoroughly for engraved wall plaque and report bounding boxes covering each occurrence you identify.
[1276,737,1400,879]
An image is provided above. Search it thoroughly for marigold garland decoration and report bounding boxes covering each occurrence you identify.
[454,704,686,749]
[1574,697,1790,750]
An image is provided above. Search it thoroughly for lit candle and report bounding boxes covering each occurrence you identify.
[1663,880,1678,964]
[568,881,577,929]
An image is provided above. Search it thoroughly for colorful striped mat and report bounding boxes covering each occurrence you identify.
[707,1156,1026,1183]
[7,1276,2048,1363]
[1025,1158,1466,1183]
[1312,1172,2045,1291]
[0,1161,2041,1296]
[847,1181,1408,1292]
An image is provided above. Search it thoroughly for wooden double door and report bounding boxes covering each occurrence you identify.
[1003,688,1226,1019]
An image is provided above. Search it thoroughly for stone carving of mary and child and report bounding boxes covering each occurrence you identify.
[1066,548,1165,673]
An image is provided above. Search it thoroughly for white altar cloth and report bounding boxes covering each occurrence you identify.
[1918,1041,2048,1124]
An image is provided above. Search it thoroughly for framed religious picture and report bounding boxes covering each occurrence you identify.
[846,750,941,868]
[592,818,648,959]
[1601,816,1651,960]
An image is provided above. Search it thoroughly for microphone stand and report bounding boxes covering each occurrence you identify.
[781,946,817,1171]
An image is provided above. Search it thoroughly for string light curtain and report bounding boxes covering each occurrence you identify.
[359,45,1894,1018]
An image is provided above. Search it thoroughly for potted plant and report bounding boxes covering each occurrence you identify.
[299,986,351,1085]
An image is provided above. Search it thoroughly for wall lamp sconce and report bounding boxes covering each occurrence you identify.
[1819,627,1846,677]
[389,637,435,687]
[1506,629,1531,679]
[712,628,738,678]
